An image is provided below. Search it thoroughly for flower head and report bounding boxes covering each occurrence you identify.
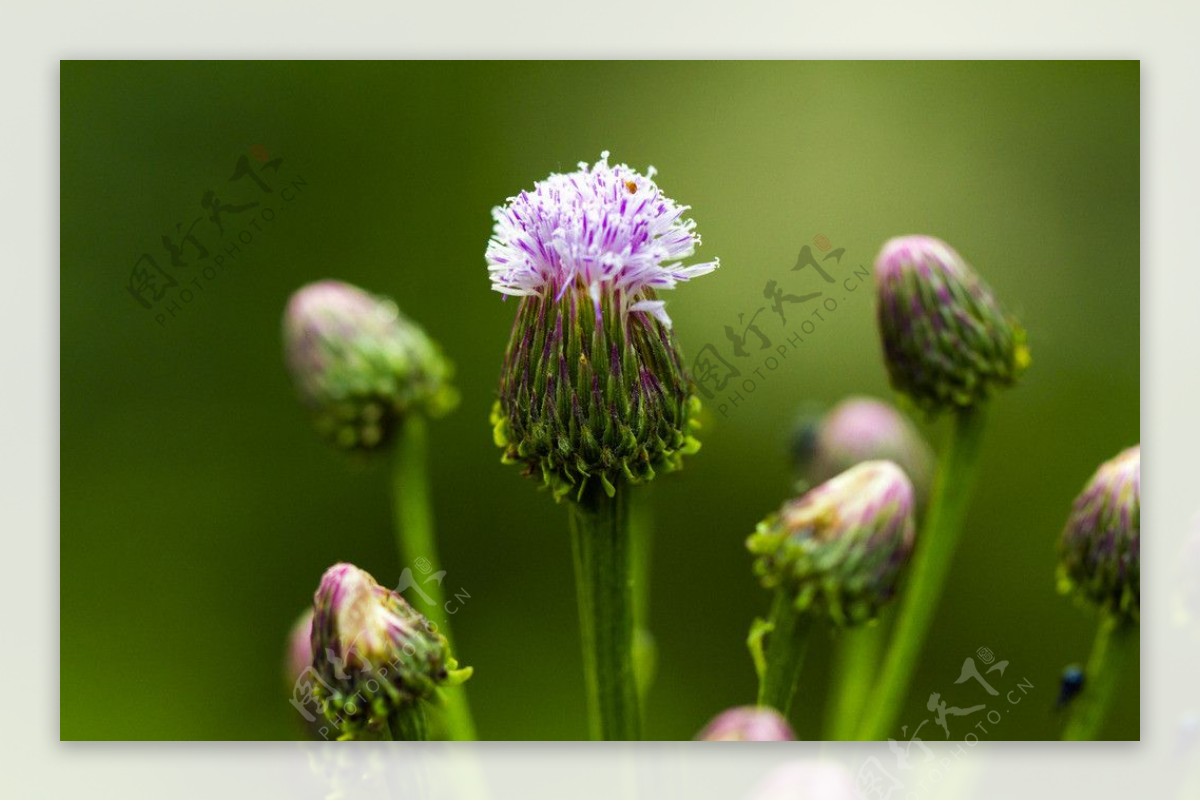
[875,235,1029,414]
[747,461,916,626]
[486,151,719,328]
[792,396,935,507]
[488,153,715,500]
[1058,446,1140,622]
[696,706,795,741]
[283,280,457,452]
[310,563,471,737]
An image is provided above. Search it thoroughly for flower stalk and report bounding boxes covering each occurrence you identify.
[858,404,989,739]
[388,704,429,741]
[754,588,814,716]
[824,622,886,739]
[391,414,476,740]
[1062,613,1136,740]
[569,483,640,740]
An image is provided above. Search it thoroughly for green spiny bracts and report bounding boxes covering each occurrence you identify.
[491,288,701,502]
[1058,445,1141,623]
[747,460,917,627]
[283,280,458,453]
[875,236,1030,415]
[309,563,471,739]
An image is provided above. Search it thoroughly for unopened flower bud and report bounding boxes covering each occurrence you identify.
[1058,445,1140,622]
[747,461,916,626]
[487,152,716,501]
[283,280,457,452]
[794,396,934,507]
[696,706,795,741]
[875,236,1029,414]
[310,562,471,737]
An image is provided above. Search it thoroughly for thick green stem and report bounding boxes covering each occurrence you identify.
[569,482,640,740]
[388,703,429,741]
[1062,614,1135,740]
[391,415,477,740]
[858,404,989,740]
[824,622,885,739]
[757,589,813,717]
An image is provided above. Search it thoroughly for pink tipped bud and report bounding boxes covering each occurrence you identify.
[697,706,795,741]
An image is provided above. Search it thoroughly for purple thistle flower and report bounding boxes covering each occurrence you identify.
[748,461,917,626]
[487,151,719,328]
[696,706,796,741]
[488,154,714,500]
[1058,446,1140,622]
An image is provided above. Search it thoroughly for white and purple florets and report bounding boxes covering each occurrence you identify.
[486,151,719,328]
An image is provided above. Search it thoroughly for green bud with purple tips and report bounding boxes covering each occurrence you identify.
[309,562,471,739]
[875,236,1029,415]
[748,460,917,627]
[1058,445,1141,622]
[283,280,457,452]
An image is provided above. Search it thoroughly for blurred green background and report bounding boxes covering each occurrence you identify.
[60,61,1139,740]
